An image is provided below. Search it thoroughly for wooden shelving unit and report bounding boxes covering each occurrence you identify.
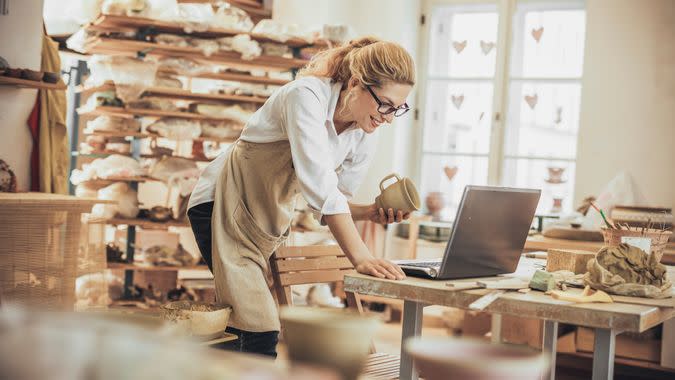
[78,82,269,104]
[0,75,66,90]
[68,7,314,303]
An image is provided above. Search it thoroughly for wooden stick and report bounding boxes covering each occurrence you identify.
[469,290,505,311]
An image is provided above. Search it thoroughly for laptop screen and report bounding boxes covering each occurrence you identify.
[437,186,541,279]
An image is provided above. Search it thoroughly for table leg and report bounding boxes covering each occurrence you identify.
[400,300,424,380]
[541,320,558,380]
[491,313,502,343]
[592,328,616,380]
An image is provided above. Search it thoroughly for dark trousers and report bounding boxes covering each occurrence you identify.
[187,201,279,358]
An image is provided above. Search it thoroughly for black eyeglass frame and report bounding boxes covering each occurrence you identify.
[366,85,410,117]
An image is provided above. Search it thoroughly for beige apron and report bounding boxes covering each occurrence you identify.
[211,139,299,332]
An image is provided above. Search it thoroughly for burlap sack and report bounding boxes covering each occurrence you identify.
[584,243,671,298]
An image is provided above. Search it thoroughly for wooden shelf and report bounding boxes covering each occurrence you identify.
[89,14,323,48]
[83,130,239,144]
[182,71,290,86]
[81,176,154,184]
[79,82,268,104]
[107,262,209,271]
[83,37,309,72]
[78,105,244,122]
[92,217,191,229]
[0,75,66,90]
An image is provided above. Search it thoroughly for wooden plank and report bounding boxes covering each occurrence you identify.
[0,192,114,207]
[275,245,344,258]
[78,105,242,122]
[97,217,191,229]
[274,256,353,272]
[0,75,66,90]
[547,248,596,274]
[107,262,208,271]
[89,13,322,48]
[200,332,238,345]
[83,130,238,144]
[79,82,268,104]
[278,269,355,287]
[84,38,310,71]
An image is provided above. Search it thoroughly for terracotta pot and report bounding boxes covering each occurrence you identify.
[405,336,548,380]
[425,192,445,216]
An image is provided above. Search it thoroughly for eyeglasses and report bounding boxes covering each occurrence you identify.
[366,85,410,117]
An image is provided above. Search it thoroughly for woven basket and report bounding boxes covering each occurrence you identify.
[601,228,672,262]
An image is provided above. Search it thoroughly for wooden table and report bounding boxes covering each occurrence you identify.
[525,234,675,265]
[344,259,675,380]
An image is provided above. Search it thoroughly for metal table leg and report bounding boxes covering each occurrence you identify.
[491,313,502,343]
[541,320,558,380]
[592,328,616,380]
[400,300,424,380]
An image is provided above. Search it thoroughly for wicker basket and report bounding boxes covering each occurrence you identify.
[601,227,672,262]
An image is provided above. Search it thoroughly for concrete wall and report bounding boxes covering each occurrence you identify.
[574,0,675,210]
[0,0,45,191]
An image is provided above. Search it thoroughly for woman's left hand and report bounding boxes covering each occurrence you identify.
[366,204,410,225]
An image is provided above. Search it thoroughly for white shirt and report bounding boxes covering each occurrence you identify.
[188,76,377,219]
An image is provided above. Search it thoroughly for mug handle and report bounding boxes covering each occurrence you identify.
[379,173,402,192]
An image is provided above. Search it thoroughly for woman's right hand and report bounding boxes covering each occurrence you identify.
[355,257,406,280]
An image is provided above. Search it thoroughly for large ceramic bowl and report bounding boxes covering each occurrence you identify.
[405,336,548,380]
[280,306,380,380]
[160,301,232,340]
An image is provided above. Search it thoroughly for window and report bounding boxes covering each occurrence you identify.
[418,0,586,220]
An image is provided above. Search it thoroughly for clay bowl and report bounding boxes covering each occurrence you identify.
[405,336,548,380]
[42,71,60,83]
[149,206,172,222]
[4,68,22,78]
[160,301,232,340]
[280,306,380,380]
[21,69,44,81]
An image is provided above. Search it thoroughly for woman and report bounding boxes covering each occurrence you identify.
[187,36,415,357]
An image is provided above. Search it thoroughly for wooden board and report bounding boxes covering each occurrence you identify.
[78,105,243,122]
[0,192,114,208]
[201,332,238,346]
[89,217,191,229]
[79,82,268,104]
[107,262,209,271]
[84,130,238,144]
[0,75,66,90]
[546,248,596,274]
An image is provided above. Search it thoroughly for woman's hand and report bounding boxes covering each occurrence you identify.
[355,257,406,280]
[366,203,410,225]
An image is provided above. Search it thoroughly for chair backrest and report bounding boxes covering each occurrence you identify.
[270,245,356,306]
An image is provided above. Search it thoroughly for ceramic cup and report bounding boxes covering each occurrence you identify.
[280,306,380,380]
[375,173,421,213]
[405,336,549,380]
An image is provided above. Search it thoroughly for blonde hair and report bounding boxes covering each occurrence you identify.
[298,36,416,87]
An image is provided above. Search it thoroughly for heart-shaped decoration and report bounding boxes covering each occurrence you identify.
[480,40,495,55]
[478,111,485,121]
[451,94,464,109]
[452,40,467,54]
[554,106,563,124]
[531,27,544,43]
[443,166,458,181]
[524,94,538,109]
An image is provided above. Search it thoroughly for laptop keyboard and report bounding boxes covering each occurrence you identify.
[402,261,440,268]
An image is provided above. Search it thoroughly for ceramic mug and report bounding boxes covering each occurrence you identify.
[375,173,421,213]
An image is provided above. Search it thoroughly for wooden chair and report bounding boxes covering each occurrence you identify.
[271,245,401,380]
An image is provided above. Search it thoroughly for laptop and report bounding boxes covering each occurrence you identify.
[395,186,541,280]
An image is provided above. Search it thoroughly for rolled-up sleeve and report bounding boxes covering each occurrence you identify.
[282,86,350,219]
[336,134,376,200]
